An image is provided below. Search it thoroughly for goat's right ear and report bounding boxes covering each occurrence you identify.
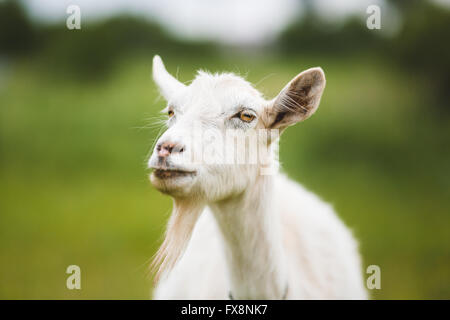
[152,55,185,101]
[263,67,325,131]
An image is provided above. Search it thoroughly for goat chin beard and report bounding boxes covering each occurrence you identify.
[151,198,204,283]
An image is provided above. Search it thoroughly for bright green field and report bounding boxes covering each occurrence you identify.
[0,54,449,299]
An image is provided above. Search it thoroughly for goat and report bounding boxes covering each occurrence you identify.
[147,55,367,299]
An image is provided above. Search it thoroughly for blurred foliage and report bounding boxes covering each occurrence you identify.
[280,0,450,111]
[0,0,36,56]
[390,1,450,106]
[280,15,380,54]
[0,0,449,299]
[0,1,216,80]
[35,16,216,80]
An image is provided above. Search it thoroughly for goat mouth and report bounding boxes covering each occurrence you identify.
[152,168,196,179]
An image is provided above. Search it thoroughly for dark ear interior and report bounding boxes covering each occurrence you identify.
[266,67,326,130]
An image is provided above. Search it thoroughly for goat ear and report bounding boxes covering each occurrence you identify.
[264,67,325,130]
[152,55,185,100]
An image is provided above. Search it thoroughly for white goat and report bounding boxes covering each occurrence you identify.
[148,55,367,299]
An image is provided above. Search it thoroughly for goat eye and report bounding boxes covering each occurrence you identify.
[168,110,174,118]
[239,112,255,123]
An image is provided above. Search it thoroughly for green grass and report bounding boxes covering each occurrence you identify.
[0,53,449,299]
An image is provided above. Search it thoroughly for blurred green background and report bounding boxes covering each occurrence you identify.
[0,0,449,299]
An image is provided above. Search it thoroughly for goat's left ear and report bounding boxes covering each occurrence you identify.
[264,67,325,130]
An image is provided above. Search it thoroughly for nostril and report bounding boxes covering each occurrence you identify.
[157,141,184,156]
[173,144,185,153]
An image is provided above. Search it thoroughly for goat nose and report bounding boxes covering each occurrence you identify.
[156,141,185,158]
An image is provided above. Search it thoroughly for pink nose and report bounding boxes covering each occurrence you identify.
[156,141,184,158]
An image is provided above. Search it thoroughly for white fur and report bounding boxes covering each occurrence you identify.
[148,55,367,299]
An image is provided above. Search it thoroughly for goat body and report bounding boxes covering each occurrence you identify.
[148,56,367,299]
